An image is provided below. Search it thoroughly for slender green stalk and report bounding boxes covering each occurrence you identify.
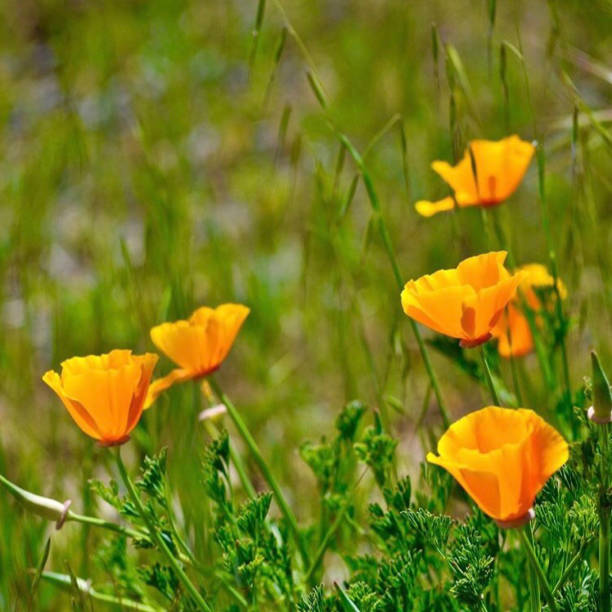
[502,307,523,405]
[553,539,591,593]
[525,529,541,612]
[305,502,349,584]
[219,580,248,608]
[208,377,310,569]
[306,467,368,585]
[269,0,450,429]
[490,209,513,266]
[509,353,523,406]
[248,0,266,67]
[335,582,362,612]
[0,472,147,540]
[410,318,450,428]
[480,347,501,405]
[67,511,145,540]
[202,418,257,500]
[114,449,212,612]
[40,571,164,611]
[521,295,555,392]
[519,528,557,612]
[337,138,450,428]
[598,423,610,612]
[163,483,203,571]
[552,272,571,404]
[535,145,572,403]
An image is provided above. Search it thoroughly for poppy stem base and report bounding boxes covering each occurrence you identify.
[460,334,492,349]
[495,507,535,529]
[98,436,131,447]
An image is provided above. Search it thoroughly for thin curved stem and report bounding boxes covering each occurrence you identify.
[114,449,212,612]
[269,0,450,429]
[553,539,591,593]
[67,511,145,540]
[40,571,164,611]
[305,502,347,585]
[519,528,557,612]
[163,483,202,571]
[208,377,310,570]
[202,418,257,500]
[341,136,450,429]
[598,423,610,612]
[480,346,501,405]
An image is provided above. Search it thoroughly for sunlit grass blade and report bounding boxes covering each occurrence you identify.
[263,26,288,106]
[249,0,267,68]
[40,572,164,611]
[30,537,51,594]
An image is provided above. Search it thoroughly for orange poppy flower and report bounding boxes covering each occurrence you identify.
[427,406,569,526]
[517,263,567,303]
[43,350,158,446]
[401,251,522,348]
[415,135,535,217]
[492,263,567,358]
[145,303,249,408]
[492,303,533,358]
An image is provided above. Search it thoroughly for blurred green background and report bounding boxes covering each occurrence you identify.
[1,0,611,607]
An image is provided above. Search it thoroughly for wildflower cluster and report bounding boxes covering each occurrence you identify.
[0,8,610,611]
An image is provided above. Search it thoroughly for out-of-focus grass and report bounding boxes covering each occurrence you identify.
[0,0,610,607]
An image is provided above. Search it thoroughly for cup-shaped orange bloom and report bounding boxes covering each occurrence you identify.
[43,350,159,446]
[427,406,569,525]
[492,263,567,358]
[145,303,249,407]
[415,135,535,217]
[401,251,522,348]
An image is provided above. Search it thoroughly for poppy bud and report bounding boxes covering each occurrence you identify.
[588,351,612,424]
[0,475,71,529]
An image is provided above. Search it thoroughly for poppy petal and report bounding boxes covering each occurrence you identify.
[414,197,455,217]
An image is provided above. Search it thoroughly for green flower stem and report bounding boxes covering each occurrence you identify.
[519,527,557,612]
[208,377,310,569]
[163,483,202,571]
[535,145,572,403]
[40,571,164,611]
[480,347,501,405]
[67,511,145,540]
[269,0,450,430]
[598,423,610,612]
[336,134,450,430]
[553,539,591,593]
[305,502,349,584]
[409,318,450,428]
[503,309,523,405]
[202,417,257,500]
[114,448,212,612]
[509,352,523,405]
[334,581,362,612]
[525,533,541,612]
[0,473,145,540]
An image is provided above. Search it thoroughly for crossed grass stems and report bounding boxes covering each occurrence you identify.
[5,2,609,611]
